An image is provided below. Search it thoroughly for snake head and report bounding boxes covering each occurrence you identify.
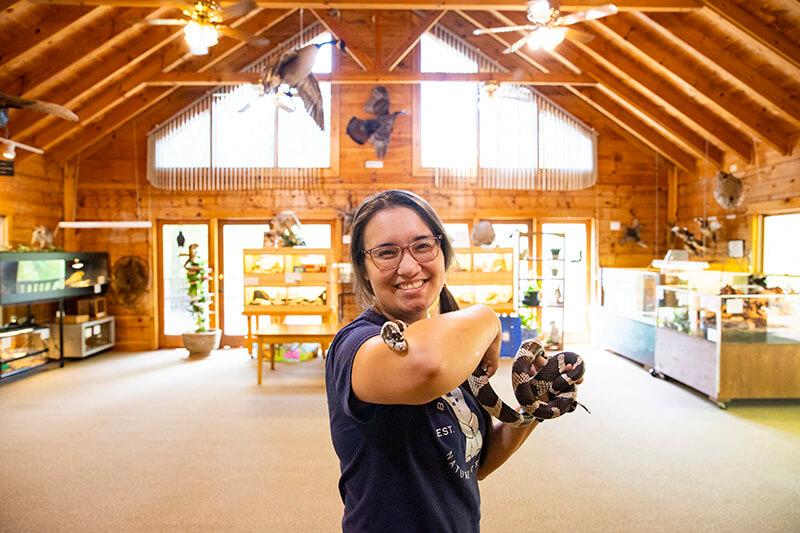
[380,320,409,352]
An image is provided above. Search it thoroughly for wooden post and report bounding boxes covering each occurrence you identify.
[62,159,78,251]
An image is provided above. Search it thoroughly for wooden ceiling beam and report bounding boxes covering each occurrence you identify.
[0,1,22,12]
[556,40,723,166]
[0,4,95,65]
[597,14,793,154]
[384,10,445,71]
[701,0,800,73]
[570,20,753,161]
[0,7,162,98]
[33,10,297,157]
[648,12,800,128]
[32,0,702,13]
[310,8,374,71]
[569,86,696,172]
[146,71,595,85]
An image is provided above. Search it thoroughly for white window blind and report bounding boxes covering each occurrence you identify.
[421,25,597,191]
[148,26,332,191]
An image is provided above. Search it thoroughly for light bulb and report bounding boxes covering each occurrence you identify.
[528,0,552,23]
[184,21,219,55]
[2,142,15,159]
[539,27,567,50]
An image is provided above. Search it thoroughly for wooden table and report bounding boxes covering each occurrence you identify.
[255,323,340,384]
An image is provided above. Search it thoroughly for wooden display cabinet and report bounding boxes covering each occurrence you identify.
[242,248,338,347]
[446,247,514,314]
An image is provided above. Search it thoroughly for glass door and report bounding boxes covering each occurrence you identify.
[540,221,591,344]
[159,222,211,348]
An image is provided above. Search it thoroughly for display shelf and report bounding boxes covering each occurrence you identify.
[0,326,52,378]
[447,247,514,313]
[50,316,115,359]
[242,248,338,350]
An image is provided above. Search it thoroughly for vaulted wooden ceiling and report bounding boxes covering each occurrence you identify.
[1,0,798,173]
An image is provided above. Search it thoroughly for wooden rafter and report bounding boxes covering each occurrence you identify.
[570,86,696,172]
[384,11,445,71]
[0,4,95,65]
[701,0,800,73]
[568,20,753,161]
[32,0,703,12]
[310,8,374,72]
[647,12,800,128]
[596,14,793,154]
[145,71,594,85]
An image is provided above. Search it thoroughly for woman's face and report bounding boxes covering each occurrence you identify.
[362,207,445,323]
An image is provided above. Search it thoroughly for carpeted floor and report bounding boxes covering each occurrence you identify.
[1,345,798,532]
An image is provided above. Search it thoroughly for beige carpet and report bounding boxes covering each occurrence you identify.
[1,346,798,532]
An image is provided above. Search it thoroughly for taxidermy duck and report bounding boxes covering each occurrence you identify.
[694,217,722,244]
[619,219,646,248]
[713,170,744,210]
[671,226,709,254]
[260,39,345,131]
[346,86,406,160]
[0,92,78,128]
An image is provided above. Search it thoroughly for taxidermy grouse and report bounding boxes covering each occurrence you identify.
[0,92,78,128]
[346,86,406,160]
[260,40,345,131]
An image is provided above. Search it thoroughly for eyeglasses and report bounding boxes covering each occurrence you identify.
[363,235,442,270]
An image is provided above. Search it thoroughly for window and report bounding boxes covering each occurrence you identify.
[162,224,210,335]
[149,28,333,189]
[763,213,800,275]
[419,26,597,190]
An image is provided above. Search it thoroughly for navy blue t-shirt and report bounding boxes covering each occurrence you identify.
[325,309,492,533]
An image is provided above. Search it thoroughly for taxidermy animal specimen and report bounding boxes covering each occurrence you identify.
[260,40,345,130]
[0,93,78,128]
[470,221,496,246]
[713,170,744,210]
[346,86,406,160]
[272,210,305,247]
[694,217,722,244]
[619,219,646,248]
[672,226,709,254]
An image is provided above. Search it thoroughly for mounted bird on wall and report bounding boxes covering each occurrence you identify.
[619,219,646,248]
[671,226,709,255]
[260,39,346,131]
[694,217,722,245]
[346,86,407,160]
[0,92,78,128]
[713,170,745,210]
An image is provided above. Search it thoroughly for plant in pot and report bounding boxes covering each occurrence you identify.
[550,247,561,260]
[181,243,220,357]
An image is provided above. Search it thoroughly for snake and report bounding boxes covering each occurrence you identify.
[380,321,587,426]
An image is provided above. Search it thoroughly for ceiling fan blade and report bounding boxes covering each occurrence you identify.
[503,34,533,54]
[558,4,618,26]
[217,25,270,46]
[564,28,595,44]
[474,24,539,36]
[220,0,257,21]
[130,18,188,26]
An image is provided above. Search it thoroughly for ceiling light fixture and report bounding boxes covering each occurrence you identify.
[2,141,14,159]
[184,21,219,55]
[528,27,567,51]
[58,221,152,229]
[0,136,44,158]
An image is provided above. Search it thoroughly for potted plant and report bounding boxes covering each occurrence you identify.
[181,243,220,357]
[521,283,541,307]
[550,247,561,260]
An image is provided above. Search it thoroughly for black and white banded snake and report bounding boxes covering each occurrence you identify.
[380,320,588,426]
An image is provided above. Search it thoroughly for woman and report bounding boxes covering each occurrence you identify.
[326,190,568,532]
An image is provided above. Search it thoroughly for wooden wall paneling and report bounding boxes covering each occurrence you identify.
[0,156,63,247]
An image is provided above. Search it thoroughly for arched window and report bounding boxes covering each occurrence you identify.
[419,25,597,190]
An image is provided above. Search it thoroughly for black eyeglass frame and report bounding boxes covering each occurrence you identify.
[363,235,443,271]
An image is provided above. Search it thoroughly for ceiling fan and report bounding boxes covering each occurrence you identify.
[133,0,270,55]
[473,0,618,53]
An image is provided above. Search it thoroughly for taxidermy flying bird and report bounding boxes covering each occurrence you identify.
[713,170,744,210]
[694,217,722,244]
[346,86,406,160]
[0,92,78,128]
[260,39,345,131]
[619,219,646,248]
[671,226,709,254]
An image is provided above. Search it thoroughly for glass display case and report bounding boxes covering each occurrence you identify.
[655,281,800,405]
[594,268,660,367]
[0,252,109,305]
[0,326,51,378]
[447,247,514,314]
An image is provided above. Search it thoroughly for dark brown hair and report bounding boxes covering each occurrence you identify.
[349,190,459,315]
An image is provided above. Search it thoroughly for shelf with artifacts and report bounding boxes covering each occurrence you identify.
[655,278,800,407]
[447,247,514,314]
[242,248,338,348]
